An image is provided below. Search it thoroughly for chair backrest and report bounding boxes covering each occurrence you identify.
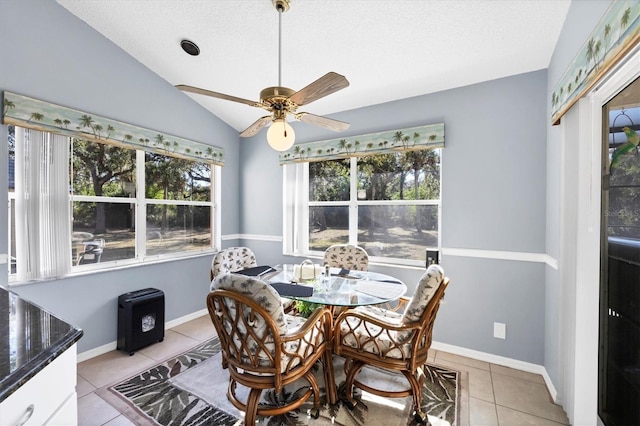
[402,264,445,323]
[323,244,369,271]
[210,246,258,281]
[397,264,448,350]
[208,274,286,371]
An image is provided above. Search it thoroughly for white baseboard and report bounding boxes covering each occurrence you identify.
[77,341,118,363]
[541,368,559,403]
[164,308,208,329]
[77,309,209,363]
[431,340,558,402]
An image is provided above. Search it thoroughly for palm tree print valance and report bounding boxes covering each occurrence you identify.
[551,1,639,125]
[279,123,444,165]
[3,92,224,165]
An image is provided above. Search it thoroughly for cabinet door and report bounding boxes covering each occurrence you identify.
[45,392,77,425]
[0,346,76,426]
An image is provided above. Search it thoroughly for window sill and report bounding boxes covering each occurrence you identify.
[7,249,217,287]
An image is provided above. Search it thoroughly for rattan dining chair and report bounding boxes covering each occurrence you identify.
[323,244,369,271]
[333,264,449,424]
[207,273,335,424]
[209,246,295,312]
[209,246,258,281]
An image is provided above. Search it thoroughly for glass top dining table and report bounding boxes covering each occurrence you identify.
[266,265,407,307]
[263,265,407,406]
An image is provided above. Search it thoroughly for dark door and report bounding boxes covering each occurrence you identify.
[598,76,640,425]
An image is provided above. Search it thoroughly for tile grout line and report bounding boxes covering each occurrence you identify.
[489,364,569,425]
[489,364,499,425]
[493,402,569,426]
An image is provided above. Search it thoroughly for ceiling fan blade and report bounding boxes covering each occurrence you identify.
[289,72,350,106]
[296,112,350,132]
[176,84,260,107]
[239,115,272,137]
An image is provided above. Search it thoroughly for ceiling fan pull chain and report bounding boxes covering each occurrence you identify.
[278,6,283,87]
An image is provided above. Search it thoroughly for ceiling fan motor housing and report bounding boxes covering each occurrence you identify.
[260,86,298,116]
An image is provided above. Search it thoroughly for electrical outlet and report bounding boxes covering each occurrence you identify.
[494,322,506,339]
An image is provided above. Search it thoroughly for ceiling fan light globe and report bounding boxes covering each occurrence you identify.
[267,119,295,151]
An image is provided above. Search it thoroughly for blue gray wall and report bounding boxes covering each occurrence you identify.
[240,70,549,364]
[0,0,241,352]
[0,0,616,391]
[545,0,612,397]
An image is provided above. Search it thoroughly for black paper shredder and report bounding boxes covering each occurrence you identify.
[117,288,165,355]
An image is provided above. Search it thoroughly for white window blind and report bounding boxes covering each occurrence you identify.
[14,127,71,280]
[282,162,308,255]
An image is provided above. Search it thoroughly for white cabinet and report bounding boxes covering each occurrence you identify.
[45,393,78,426]
[0,344,77,426]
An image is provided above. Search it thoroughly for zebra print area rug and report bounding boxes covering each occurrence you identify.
[100,337,461,425]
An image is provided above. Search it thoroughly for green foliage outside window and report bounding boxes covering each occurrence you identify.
[307,146,441,260]
[608,145,640,239]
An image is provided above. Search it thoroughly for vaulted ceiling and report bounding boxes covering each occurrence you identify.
[58,0,572,134]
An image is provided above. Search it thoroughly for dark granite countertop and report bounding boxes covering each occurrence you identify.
[0,286,83,403]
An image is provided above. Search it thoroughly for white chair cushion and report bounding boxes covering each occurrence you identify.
[356,305,404,321]
[402,264,444,323]
[212,273,287,336]
[323,244,369,271]
[338,264,445,359]
[211,247,257,280]
[212,273,322,373]
[338,313,412,359]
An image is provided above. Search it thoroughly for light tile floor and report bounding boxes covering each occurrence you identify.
[76,315,570,426]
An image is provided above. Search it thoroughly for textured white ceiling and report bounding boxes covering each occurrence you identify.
[57,0,571,133]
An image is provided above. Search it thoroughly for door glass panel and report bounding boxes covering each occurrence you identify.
[599,76,640,426]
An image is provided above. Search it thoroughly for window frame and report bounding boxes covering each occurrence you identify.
[8,128,220,281]
[286,151,442,267]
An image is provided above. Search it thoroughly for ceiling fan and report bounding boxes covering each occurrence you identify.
[176,0,350,151]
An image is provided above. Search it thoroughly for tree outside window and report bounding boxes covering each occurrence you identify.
[308,149,440,262]
[8,128,216,277]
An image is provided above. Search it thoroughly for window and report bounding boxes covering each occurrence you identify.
[143,151,213,257]
[285,150,441,266]
[71,139,137,265]
[8,126,218,280]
